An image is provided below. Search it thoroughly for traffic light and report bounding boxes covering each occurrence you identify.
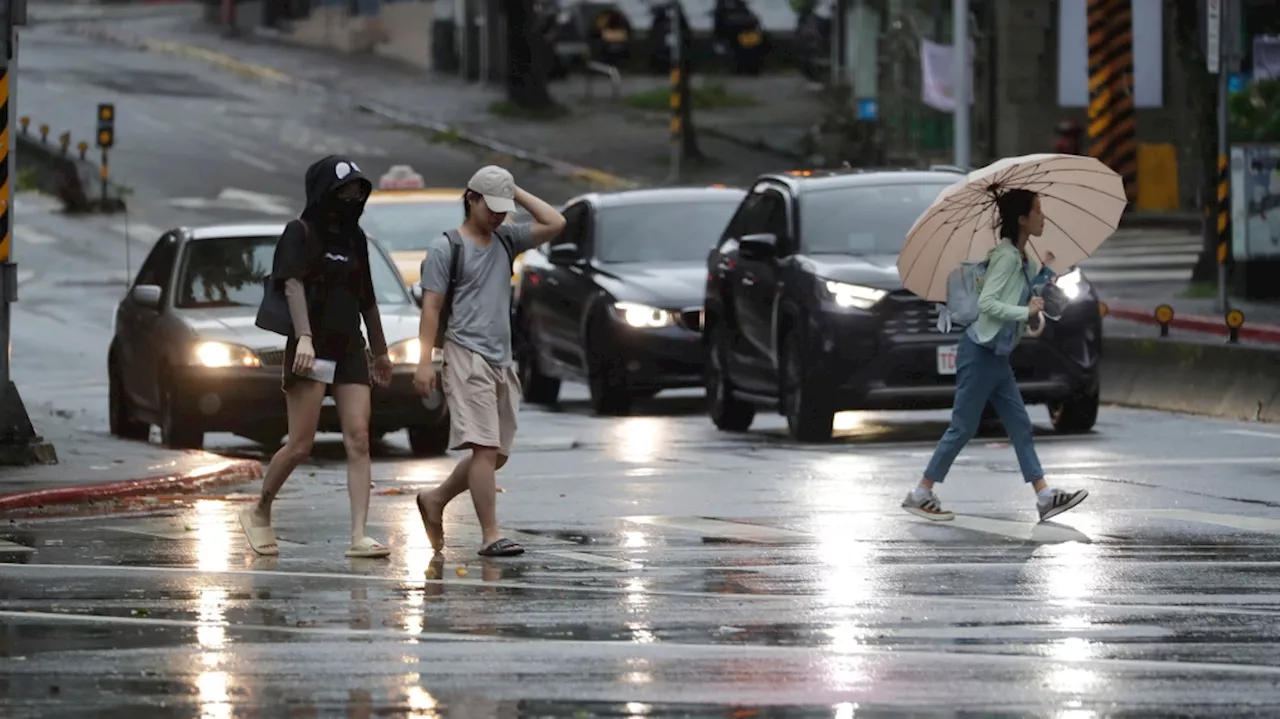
[96,103,114,149]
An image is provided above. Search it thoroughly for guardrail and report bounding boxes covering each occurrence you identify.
[15,116,125,213]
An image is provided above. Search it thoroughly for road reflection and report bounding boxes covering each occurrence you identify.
[193,499,232,719]
[611,417,667,464]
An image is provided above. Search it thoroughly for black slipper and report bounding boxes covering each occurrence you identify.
[478,537,525,557]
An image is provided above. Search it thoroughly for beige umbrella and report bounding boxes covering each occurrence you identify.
[897,153,1127,302]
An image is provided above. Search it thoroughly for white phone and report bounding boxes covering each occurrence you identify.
[300,358,337,384]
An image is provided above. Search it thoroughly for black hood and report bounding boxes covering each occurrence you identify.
[301,155,373,220]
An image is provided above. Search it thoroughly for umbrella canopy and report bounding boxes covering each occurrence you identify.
[897,153,1127,302]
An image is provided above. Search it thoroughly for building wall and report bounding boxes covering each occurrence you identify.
[993,0,1202,210]
[281,0,436,70]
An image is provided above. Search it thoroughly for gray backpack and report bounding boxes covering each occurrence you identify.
[935,252,992,333]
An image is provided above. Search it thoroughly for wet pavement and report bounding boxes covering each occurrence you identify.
[5,13,1280,719]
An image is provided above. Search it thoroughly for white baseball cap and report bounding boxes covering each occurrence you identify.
[467,165,517,214]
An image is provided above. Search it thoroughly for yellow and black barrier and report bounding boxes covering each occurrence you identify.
[1087,0,1137,201]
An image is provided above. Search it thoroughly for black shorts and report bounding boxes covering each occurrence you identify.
[281,336,371,393]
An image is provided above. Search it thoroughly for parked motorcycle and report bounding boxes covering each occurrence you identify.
[541,0,633,79]
[711,0,765,75]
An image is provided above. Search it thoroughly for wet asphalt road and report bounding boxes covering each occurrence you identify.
[5,16,1280,719]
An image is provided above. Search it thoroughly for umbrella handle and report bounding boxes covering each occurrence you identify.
[1025,311,1046,338]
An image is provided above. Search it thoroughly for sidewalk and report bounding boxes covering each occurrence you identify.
[60,7,842,189]
[0,404,262,516]
[1101,292,1280,345]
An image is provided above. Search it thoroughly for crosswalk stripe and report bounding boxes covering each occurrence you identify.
[1082,268,1192,283]
[1223,429,1280,440]
[624,516,810,543]
[1150,510,1280,535]
[0,540,35,553]
[106,525,305,547]
[18,227,63,246]
[1083,253,1199,268]
[110,222,165,246]
[1093,243,1202,256]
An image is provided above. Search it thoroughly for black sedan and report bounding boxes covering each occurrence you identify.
[108,223,450,454]
[703,169,1103,442]
[513,186,746,415]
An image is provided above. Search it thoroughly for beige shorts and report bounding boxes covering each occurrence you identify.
[442,341,521,456]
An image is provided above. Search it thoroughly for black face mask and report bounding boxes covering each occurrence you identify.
[327,196,363,225]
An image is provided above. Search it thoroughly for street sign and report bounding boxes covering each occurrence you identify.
[96,103,114,149]
[1207,0,1220,75]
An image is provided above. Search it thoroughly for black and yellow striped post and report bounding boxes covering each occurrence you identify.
[1216,154,1230,268]
[1086,0,1137,201]
[666,0,682,182]
[0,65,10,267]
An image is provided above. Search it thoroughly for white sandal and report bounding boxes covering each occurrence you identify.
[345,536,390,559]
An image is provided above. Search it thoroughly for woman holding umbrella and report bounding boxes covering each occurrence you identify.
[901,187,1090,523]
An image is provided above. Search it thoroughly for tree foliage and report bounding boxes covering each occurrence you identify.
[1229,79,1280,143]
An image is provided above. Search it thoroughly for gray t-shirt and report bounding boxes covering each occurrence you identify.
[420,223,537,367]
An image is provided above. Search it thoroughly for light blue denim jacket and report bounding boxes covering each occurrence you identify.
[965,241,1055,355]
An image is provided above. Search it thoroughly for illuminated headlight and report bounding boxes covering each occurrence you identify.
[1055,268,1085,300]
[193,341,260,368]
[822,280,887,310]
[387,338,443,365]
[612,301,675,329]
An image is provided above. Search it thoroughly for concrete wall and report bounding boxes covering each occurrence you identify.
[992,0,1201,211]
[280,0,435,70]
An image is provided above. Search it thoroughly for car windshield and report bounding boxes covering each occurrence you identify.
[360,201,462,252]
[593,199,741,263]
[174,234,409,309]
[799,182,953,255]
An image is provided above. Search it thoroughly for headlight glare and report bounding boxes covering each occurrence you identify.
[613,301,675,328]
[388,338,441,365]
[1055,268,1084,300]
[193,341,260,368]
[823,280,887,309]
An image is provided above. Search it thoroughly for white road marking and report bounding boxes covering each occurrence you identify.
[230,148,278,173]
[1083,253,1200,268]
[2,610,1279,676]
[0,610,494,642]
[1083,268,1193,283]
[541,549,641,570]
[18,227,62,245]
[111,222,165,245]
[1223,429,1280,440]
[0,540,34,553]
[133,113,172,133]
[106,525,305,547]
[922,515,1092,544]
[625,516,811,543]
[1150,510,1280,535]
[1043,456,1280,470]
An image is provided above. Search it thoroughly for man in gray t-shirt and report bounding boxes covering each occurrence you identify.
[412,165,566,558]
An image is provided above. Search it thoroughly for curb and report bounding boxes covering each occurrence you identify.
[71,23,639,192]
[1107,306,1280,345]
[0,458,263,513]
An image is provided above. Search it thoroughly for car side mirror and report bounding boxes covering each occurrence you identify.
[131,284,162,309]
[548,243,584,266]
[410,284,424,307]
[738,233,777,260]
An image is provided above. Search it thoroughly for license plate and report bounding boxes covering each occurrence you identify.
[936,345,958,375]
[738,30,761,48]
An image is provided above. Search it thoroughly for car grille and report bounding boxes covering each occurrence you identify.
[881,292,961,335]
[678,306,703,332]
[257,348,286,366]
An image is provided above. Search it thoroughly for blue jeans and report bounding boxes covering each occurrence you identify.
[923,333,1044,483]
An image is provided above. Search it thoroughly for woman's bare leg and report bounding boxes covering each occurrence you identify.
[250,380,327,527]
[333,382,375,544]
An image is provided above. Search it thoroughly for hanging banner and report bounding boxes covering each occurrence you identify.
[920,38,974,112]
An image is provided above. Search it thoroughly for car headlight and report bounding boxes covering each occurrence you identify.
[192,341,260,368]
[387,338,442,365]
[821,279,887,310]
[611,301,676,329]
[1055,268,1085,300]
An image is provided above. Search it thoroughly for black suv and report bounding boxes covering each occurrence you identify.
[702,169,1103,442]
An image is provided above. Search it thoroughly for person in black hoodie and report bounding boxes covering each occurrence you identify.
[239,155,394,559]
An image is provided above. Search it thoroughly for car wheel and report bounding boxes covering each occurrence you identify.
[782,331,834,442]
[160,375,204,450]
[586,323,632,416]
[517,321,561,405]
[1050,386,1100,434]
[706,324,754,432]
[108,356,149,441]
[407,421,451,457]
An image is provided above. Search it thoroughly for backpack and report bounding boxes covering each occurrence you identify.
[935,255,990,334]
[432,228,516,349]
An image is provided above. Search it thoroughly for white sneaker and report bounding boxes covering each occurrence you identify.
[1038,488,1089,522]
[901,489,955,521]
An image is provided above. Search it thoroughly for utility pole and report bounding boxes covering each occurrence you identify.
[0,0,51,466]
[951,0,969,170]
